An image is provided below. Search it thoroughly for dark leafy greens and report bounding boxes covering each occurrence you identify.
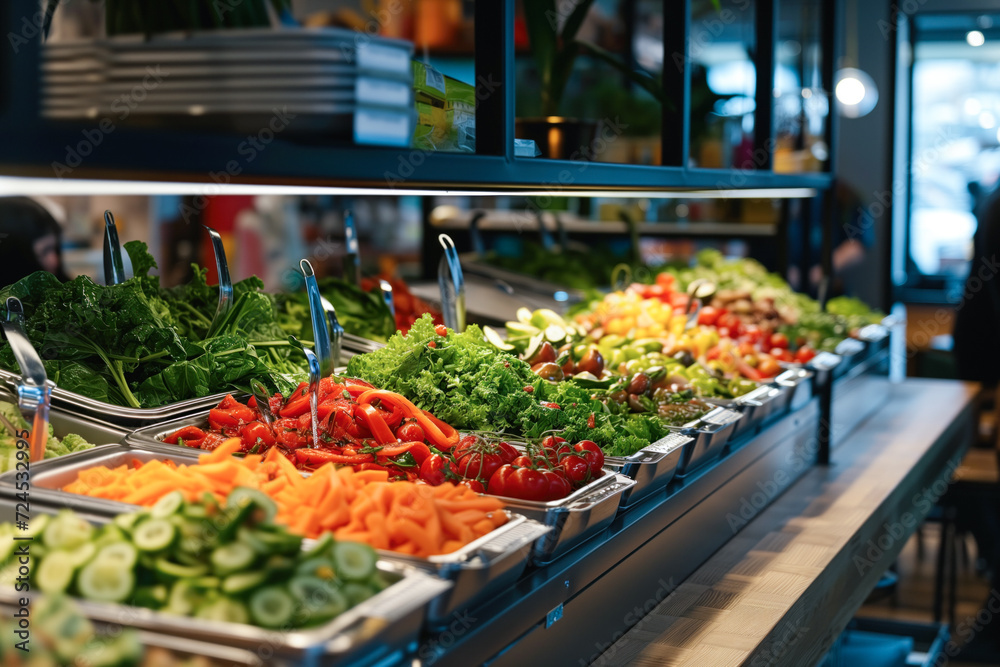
[272,277,396,344]
[0,243,302,408]
[346,315,674,455]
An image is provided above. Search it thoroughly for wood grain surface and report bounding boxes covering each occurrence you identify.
[598,379,978,667]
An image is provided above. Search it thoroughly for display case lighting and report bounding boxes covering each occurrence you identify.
[0,176,816,200]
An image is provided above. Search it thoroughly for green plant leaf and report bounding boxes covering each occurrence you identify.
[575,39,665,104]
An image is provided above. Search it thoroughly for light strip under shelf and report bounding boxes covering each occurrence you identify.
[0,176,817,200]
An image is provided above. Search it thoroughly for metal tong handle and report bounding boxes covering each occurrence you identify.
[468,210,487,256]
[342,210,361,287]
[684,279,716,332]
[300,259,334,378]
[250,379,275,427]
[303,347,322,450]
[103,210,127,286]
[535,211,556,251]
[1,298,51,463]
[378,280,395,320]
[204,226,234,338]
[320,295,344,371]
[437,234,466,333]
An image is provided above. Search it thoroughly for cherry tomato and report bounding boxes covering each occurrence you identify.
[795,347,817,364]
[770,333,790,349]
[540,435,571,464]
[239,421,275,453]
[488,466,547,501]
[419,454,458,486]
[497,441,519,464]
[459,479,485,493]
[655,272,676,289]
[717,327,731,339]
[573,440,605,476]
[757,356,782,378]
[435,324,448,336]
[770,348,794,363]
[395,421,425,443]
[457,450,503,482]
[696,306,720,327]
[540,469,573,500]
[273,418,308,449]
[560,455,590,485]
[512,455,534,467]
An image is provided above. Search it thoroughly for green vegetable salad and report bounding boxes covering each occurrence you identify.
[0,400,93,472]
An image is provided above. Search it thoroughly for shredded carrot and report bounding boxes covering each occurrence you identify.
[62,448,508,557]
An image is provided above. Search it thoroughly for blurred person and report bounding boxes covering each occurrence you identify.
[0,197,71,287]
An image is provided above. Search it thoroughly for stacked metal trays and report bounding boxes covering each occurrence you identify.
[672,406,743,477]
[0,505,450,666]
[2,443,550,630]
[705,382,786,444]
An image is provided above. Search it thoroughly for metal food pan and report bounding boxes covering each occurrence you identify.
[706,382,786,443]
[604,432,691,508]
[500,473,636,565]
[0,388,129,445]
[0,598,266,666]
[773,367,815,414]
[0,506,449,666]
[6,443,550,633]
[671,407,743,478]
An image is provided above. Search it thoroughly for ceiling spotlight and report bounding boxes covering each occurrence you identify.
[835,67,879,118]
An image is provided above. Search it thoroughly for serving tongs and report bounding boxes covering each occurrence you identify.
[0,298,52,462]
[683,279,717,331]
[378,279,396,319]
[203,226,234,338]
[343,210,361,287]
[250,379,275,427]
[437,234,466,332]
[103,210,127,286]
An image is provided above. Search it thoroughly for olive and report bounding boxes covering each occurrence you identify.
[561,357,576,375]
[673,350,695,366]
[610,390,628,404]
[627,373,651,395]
[531,361,565,382]
[577,347,605,377]
[526,341,557,366]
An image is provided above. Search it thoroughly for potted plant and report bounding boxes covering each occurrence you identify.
[44,0,290,37]
[518,0,665,160]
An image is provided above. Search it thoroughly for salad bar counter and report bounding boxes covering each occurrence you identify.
[0,233,914,666]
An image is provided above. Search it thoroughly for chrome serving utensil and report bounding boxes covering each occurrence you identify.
[437,234,466,332]
[300,259,333,378]
[379,279,396,319]
[0,298,52,462]
[319,295,344,371]
[203,226,234,338]
[343,210,361,287]
[684,279,717,332]
[250,379,275,427]
[102,210,127,286]
[303,347,321,449]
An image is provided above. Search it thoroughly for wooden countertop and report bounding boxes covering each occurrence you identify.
[599,379,979,667]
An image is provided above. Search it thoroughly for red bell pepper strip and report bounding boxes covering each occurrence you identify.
[734,358,762,381]
[355,390,459,450]
[164,425,207,445]
[342,378,375,398]
[293,450,375,467]
[354,404,397,444]
[377,441,432,464]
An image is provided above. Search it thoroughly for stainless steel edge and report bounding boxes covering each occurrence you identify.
[605,432,690,508]
[0,388,129,445]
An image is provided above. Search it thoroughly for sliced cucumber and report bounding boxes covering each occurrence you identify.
[302,533,335,559]
[97,542,137,569]
[249,587,295,629]
[333,542,377,582]
[77,559,135,603]
[151,491,185,519]
[289,576,348,622]
[341,582,376,607]
[112,512,140,534]
[37,551,78,594]
[226,488,277,523]
[183,503,208,520]
[221,571,268,595]
[166,580,203,616]
[296,557,337,581]
[93,525,128,549]
[42,513,93,551]
[64,542,96,569]
[195,597,250,625]
[190,576,221,591]
[210,542,255,576]
[133,584,169,608]
[254,528,302,556]
[133,519,176,552]
[22,514,50,539]
[236,527,269,555]
[154,559,208,580]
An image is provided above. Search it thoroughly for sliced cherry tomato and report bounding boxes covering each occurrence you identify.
[420,454,458,486]
[396,421,425,443]
[770,333,790,349]
[164,425,207,445]
[273,418,308,449]
[795,347,817,364]
[216,394,242,410]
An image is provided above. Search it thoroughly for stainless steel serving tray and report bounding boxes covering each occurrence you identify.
[3,443,550,632]
[773,367,815,414]
[604,432,691,508]
[671,406,743,477]
[705,382,786,444]
[0,506,450,666]
[0,387,129,445]
[498,472,636,565]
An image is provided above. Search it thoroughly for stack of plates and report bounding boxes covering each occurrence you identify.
[42,28,416,146]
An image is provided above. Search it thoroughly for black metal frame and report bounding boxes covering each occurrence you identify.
[0,0,836,193]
